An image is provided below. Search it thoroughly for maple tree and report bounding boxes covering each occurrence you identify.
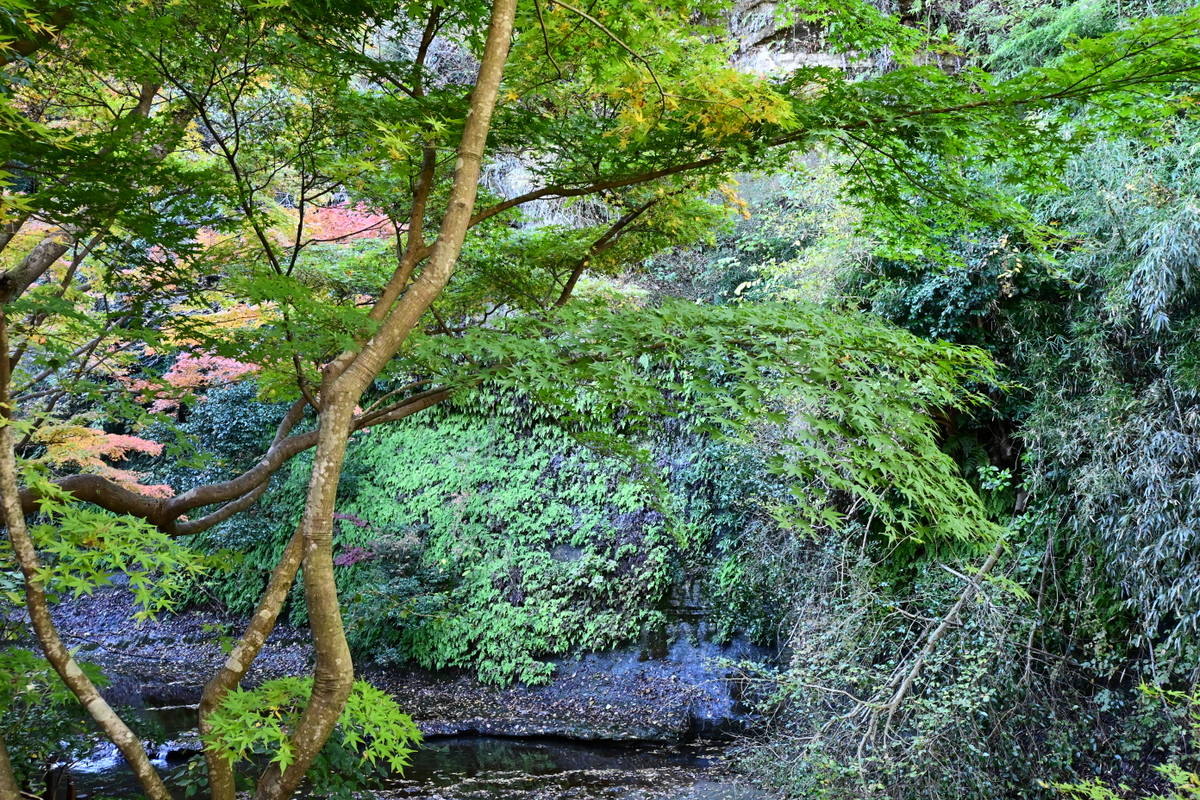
[1,0,1199,798]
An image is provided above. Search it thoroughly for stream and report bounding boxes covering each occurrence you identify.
[69,706,767,800]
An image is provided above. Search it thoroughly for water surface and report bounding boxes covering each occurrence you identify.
[71,707,767,800]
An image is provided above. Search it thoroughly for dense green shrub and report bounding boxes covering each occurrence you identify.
[836,101,1200,657]
[1049,688,1200,799]
[986,0,1120,74]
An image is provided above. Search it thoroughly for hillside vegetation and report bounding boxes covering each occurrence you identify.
[1,0,1199,798]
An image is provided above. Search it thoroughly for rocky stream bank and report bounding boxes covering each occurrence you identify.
[50,585,769,744]
[33,585,776,799]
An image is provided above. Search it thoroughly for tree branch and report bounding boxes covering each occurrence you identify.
[14,386,449,534]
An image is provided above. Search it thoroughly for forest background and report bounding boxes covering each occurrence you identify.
[1,0,1200,798]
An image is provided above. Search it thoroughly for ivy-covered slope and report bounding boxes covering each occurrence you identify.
[181,393,698,686]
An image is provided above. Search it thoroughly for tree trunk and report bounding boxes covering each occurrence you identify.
[199,528,306,800]
[0,733,20,800]
[197,393,445,800]
[253,398,357,800]
[251,1,517,796]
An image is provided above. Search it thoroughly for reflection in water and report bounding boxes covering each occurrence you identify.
[71,709,767,800]
[385,737,763,799]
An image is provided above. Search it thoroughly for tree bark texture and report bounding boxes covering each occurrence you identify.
[0,734,20,800]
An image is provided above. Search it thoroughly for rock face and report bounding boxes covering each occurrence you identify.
[730,0,856,74]
[39,587,771,743]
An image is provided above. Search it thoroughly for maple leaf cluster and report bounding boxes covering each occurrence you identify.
[301,203,392,243]
[33,425,174,498]
[130,352,260,412]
